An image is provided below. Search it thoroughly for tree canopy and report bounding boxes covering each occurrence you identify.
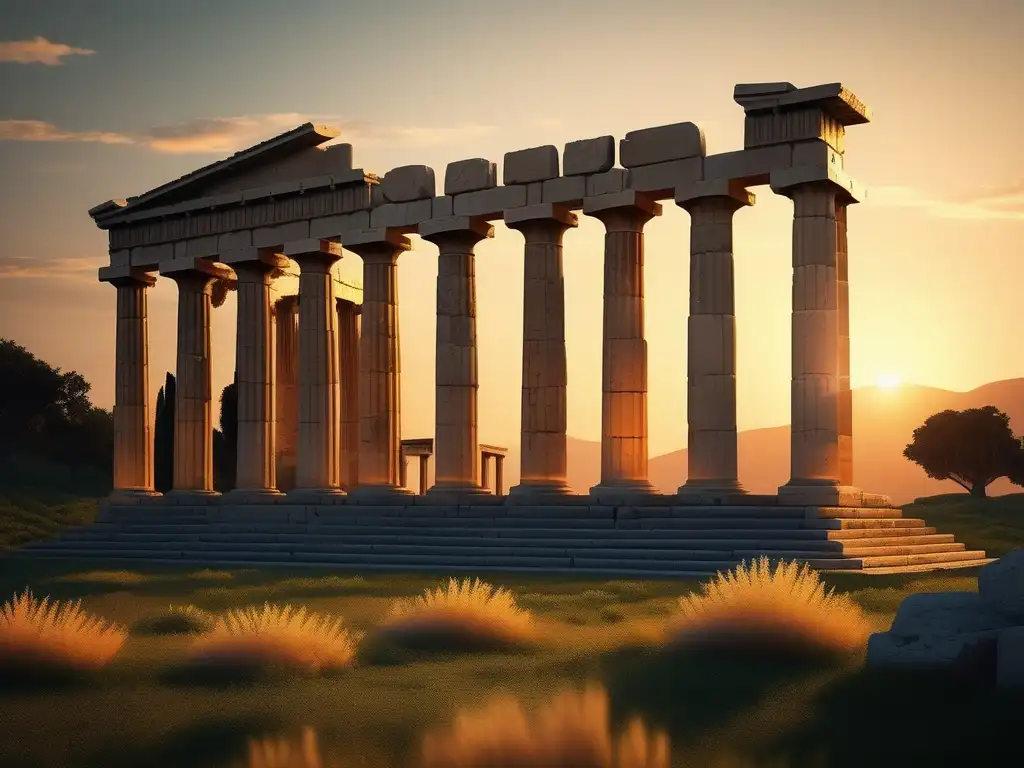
[904,406,1024,498]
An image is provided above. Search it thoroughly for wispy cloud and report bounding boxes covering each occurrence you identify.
[0,37,95,65]
[0,256,96,280]
[872,183,1024,222]
[0,113,497,155]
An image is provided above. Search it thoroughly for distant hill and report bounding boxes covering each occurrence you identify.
[494,379,1024,503]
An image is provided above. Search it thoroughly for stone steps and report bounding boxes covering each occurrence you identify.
[838,542,965,557]
[806,518,929,530]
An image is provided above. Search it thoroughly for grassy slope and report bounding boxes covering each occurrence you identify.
[906,492,1024,556]
[0,561,1018,768]
[0,485,98,551]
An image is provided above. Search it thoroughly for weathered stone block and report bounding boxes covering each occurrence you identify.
[444,158,497,195]
[744,109,846,153]
[369,198,433,229]
[791,140,844,169]
[109,249,130,267]
[419,216,494,240]
[504,203,577,227]
[218,230,253,252]
[432,196,453,218]
[526,182,543,205]
[997,626,1024,690]
[309,211,370,239]
[585,169,629,197]
[453,185,527,219]
[184,235,220,258]
[627,157,703,199]
[381,165,436,202]
[563,136,615,176]
[703,145,793,185]
[770,165,864,203]
[503,145,559,185]
[582,189,662,218]
[676,179,755,210]
[620,122,706,168]
[979,549,1024,619]
[253,220,311,248]
[130,242,174,267]
[543,176,586,207]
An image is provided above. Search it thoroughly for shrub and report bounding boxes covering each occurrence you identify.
[668,557,872,657]
[0,589,127,676]
[377,577,534,651]
[186,603,361,675]
[419,684,669,768]
[135,604,216,635]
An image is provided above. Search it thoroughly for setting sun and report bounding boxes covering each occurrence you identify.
[876,373,904,389]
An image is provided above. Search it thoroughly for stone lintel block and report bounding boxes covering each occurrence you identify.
[791,140,844,170]
[770,165,864,204]
[779,484,864,508]
[98,264,156,286]
[218,230,253,252]
[159,256,234,280]
[735,82,870,125]
[432,196,454,218]
[370,183,386,207]
[309,211,370,240]
[526,182,543,204]
[419,216,494,241]
[563,136,615,176]
[676,179,755,209]
[627,157,704,199]
[369,198,433,230]
[341,227,412,252]
[253,220,312,248]
[452,185,528,219]
[703,145,793,186]
[444,158,498,195]
[585,168,629,197]
[504,202,578,227]
[282,238,344,260]
[620,122,706,168]
[582,189,662,218]
[129,242,174,268]
[109,249,130,267]
[381,164,436,202]
[543,176,586,207]
[733,82,797,111]
[503,145,559,185]
[218,246,289,269]
[182,234,221,259]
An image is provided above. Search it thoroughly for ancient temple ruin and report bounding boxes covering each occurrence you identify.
[19,81,988,575]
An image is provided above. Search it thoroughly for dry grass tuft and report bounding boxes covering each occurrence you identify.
[0,589,128,675]
[135,604,216,635]
[419,684,669,768]
[237,727,345,768]
[186,603,361,675]
[668,557,872,656]
[54,570,148,585]
[378,578,535,651]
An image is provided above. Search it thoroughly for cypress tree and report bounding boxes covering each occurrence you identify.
[153,372,175,492]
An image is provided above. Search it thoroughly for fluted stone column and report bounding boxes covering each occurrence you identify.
[221,247,288,498]
[344,228,412,497]
[100,266,159,498]
[284,239,344,496]
[771,170,863,506]
[420,216,494,495]
[337,298,361,491]
[274,295,300,491]
[584,191,661,501]
[837,202,853,487]
[163,258,232,495]
[505,203,577,499]
[676,180,753,500]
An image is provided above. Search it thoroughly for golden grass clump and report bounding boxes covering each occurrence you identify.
[184,569,235,581]
[54,569,148,585]
[187,603,361,674]
[136,604,216,635]
[419,685,669,768]
[668,557,873,656]
[238,727,344,768]
[0,589,128,673]
[379,577,535,650]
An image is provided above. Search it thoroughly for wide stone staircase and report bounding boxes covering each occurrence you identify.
[12,499,991,577]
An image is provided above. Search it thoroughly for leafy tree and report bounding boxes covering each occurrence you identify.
[904,406,1024,498]
[153,372,176,492]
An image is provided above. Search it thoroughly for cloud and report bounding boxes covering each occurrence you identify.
[871,183,1024,222]
[0,36,95,65]
[0,256,96,280]
[0,120,132,145]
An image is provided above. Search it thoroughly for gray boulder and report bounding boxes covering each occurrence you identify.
[979,548,1024,619]
[997,626,1024,691]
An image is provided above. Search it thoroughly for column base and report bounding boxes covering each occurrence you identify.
[425,482,496,505]
[506,481,574,504]
[224,488,284,504]
[347,484,415,503]
[164,489,221,505]
[589,480,657,505]
[287,488,347,504]
[677,480,748,505]
[777,482,886,508]
[108,489,162,504]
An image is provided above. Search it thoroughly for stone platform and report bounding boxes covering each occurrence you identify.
[13,495,991,577]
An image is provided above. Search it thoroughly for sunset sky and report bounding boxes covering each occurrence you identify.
[0,0,1021,459]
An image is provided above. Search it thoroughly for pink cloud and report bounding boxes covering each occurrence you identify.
[0,257,97,280]
[0,37,95,65]
[0,120,132,145]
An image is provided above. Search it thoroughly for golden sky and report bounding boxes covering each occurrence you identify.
[0,0,1021,457]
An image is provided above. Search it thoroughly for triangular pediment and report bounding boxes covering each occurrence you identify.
[92,123,351,220]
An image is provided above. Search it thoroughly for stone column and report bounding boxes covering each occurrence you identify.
[481,453,491,492]
[771,170,863,506]
[583,191,661,501]
[418,455,429,495]
[100,266,159,498]
[337,297,361,491]
[420,216,494,495]
[675,180,753,500]
[837,202,853,487]
[343,229,412,497]
[495,455,505,496]
[274,295,300,491]
[283,239,344,496]
[163,258,232,495]
[220,247,288,498]
[505,203,577,499]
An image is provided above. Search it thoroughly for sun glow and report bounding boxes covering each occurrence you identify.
[876,373,903,389]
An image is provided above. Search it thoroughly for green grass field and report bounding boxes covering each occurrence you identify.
[0,492,1021,766]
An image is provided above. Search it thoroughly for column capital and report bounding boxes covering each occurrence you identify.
[219,246,289,273]
[159,256,234,283]
[98,264,156,287]
[504,203,578,229]
[419,215,493,246]
[583,190,661,231]
[675,179,755,211]
[770,165,864,204]
[342,227,412,259]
